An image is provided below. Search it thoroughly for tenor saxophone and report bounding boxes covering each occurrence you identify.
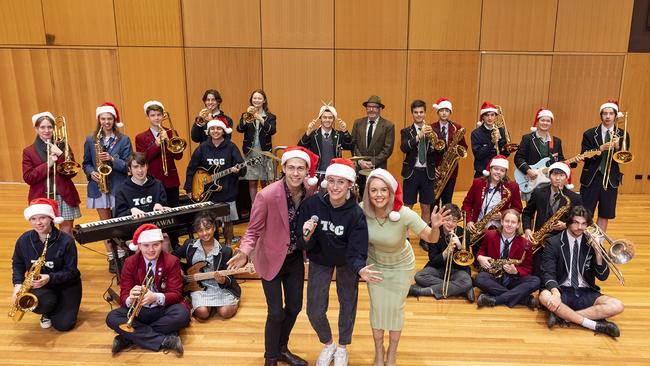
[95,128,112,193]
[8,234,49,321]
[433,127,467,200]
[531,189,571,253]
[470,186,511,246]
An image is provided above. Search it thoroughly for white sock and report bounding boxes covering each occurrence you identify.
[581,318,597,330]
[117,249,126,258]
[107,252,114,260]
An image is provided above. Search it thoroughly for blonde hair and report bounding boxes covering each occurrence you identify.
[499,208,522,236]
[362,176,395,218]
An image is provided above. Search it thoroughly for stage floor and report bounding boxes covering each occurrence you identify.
[1,183,649,365]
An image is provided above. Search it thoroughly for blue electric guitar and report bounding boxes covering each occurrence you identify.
[514,150,601,194]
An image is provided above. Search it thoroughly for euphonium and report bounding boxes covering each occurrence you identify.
[95,127,112,193]
[161,112,187,154]
[470,186,511,246]
[9,234,49,321]
[532,189,571,253]
[433,127,467,200]
[119,268,155,333]
[584,224,634,285]
[54,116,81,176]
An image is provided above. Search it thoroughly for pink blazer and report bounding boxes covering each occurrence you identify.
[239,179,315,281]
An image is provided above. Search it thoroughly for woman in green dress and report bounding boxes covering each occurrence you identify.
[362,168,449,366]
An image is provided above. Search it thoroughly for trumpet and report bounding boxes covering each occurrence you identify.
[495,105,519,154]
[584,224,634,285]
[195,108,212,127]
[53,116,81,176]
[119,267,155,333]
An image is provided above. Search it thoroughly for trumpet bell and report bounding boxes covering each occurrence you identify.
[118,323,135,333]
[612,151,633,164]
[610,239,635,264]
[167,137,187,154]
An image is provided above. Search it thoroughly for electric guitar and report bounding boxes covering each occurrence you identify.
[190,156,262,202]
[184,262,255,292]
[514,150,601,194]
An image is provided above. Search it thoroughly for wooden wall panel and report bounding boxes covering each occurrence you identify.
[182,0,260,47]
[118,47,189,184]
[547,55,625,191]
[0,0,45,45]
[262,49,334,152]
[335,0,408,49]
[409,0,481,50]
[406,51,480,191]
[48,49,122,183]
[481,0,557,51]
[619,54,650,194]
[0,49,53,182]
[42,0,117,46]
[114,0,183,46]
[184,48,262,151]
[555,0,634,52]
[335,50,407,174]
[261,0,333,48]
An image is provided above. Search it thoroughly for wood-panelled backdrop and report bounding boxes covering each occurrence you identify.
[0,0,647,194]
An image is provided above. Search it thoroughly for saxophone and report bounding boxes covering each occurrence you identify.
[433,127,467,200]
[532,189,571,254]
[95,128,112,193]
[470,186,511,246]
[487,242,528,278]
[8,234,49,321]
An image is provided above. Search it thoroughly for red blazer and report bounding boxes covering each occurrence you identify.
[135,129,183,188]
[462,178,522,223]
[119,251,190,312]
[431,121,468,179]
[22,143,81,207]
[478,229,534,277]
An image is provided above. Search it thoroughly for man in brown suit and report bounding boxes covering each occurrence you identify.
[351,95,395,197]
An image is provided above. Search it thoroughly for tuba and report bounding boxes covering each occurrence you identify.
[119,266,155,332]
[494,105,519,154]
[9,234,49,321]
[54,116,81,176]
[531,189,571,253]
[95,127,112,193]
[433,127,467,200]
[470,186,511,246]
[584,224,634,285]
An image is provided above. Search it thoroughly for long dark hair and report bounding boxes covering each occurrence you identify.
[249,89,269,112]
[203,89,222,108]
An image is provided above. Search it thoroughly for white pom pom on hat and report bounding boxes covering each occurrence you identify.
[367,168,403,221]
[24,198,64,225]
[96,102,124,128]
[531,107,554,132]
[281,146,320,186]
[482,155,509,176]
[548,161,574,190]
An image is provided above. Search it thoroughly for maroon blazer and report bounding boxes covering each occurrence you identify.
[135,129,183,188]
[22,143,81,207]
[119,251,190,312]
[478,229,534,277]
[431,121,468,179]
[461,178,522,223]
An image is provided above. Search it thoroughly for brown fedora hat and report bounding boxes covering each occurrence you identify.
[362,95,385,109]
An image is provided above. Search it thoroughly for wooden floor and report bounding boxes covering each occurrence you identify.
[1,183,649,366]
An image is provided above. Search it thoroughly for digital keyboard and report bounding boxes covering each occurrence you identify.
[73,202,229,244]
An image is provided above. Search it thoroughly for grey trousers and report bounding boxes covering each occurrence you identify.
[414,266,473,299]
[306,261,359,345]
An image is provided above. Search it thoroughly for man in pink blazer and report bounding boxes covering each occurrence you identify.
[229,146,318,366]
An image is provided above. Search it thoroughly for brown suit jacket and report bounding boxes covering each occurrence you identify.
[351,116,395,169]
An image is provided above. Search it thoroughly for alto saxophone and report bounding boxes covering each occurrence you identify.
[95,128,112,193]
[470,186,511,246]
[9,234,49,321]
[433,127,467,200]
[487,242,528,278]
[532,189,571,253]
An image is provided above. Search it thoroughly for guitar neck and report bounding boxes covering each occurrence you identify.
[211,161,246,180]
[187,267,248,281]
[565,150,601,165]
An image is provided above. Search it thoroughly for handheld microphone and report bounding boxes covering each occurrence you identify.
[303,215,319,236]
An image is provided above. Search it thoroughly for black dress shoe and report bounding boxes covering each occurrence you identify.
[112,335,132,355]
[595,320,620,338]
[408,284,421,297]
[525,295,538,310]
[477,294,496,308]
[278,347,307,366]
[264,358,278,366]
[161,334,184,356]
[547,312,561,328]
[466,288,475,303]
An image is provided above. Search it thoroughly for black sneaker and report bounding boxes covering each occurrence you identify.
[161,334,184,356]
[112,335,132,355]
[595,320,620,338]
[477,294,496,308]
[408,285,421,297]
[466,288,475,303]
[547,312,562,328]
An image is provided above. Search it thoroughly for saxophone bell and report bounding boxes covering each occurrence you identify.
[9,234,49,321]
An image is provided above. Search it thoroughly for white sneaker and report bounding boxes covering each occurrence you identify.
[316,342,336,366]
[40,315,52,329]
[333,347,348,366]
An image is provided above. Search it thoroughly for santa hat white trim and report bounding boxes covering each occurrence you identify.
[282,150,311,168]
[206,120,232,134]
[324,163,356,183]
[482,156,509,176]
[548,162,574,189]
[532,109,554,132]
[129,228,163,251]
[95,105,124,128]
[600,102,624,118]
[31,112,55,127]
[433,100,453,111]
[480,107,498,116]
[143,100,165,114]
[318,105,337,120]
[24,203,64,224]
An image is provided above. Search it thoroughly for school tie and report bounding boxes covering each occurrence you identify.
[417,128,427,164]
[441,125,447,142]
[571,239,580,289]
[501,238,511,259]
[324,132,330,140]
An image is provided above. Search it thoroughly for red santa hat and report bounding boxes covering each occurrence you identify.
[206,119,232,134]
[548,161,574,190]
[531,107,554,132]
[24,198,64,224]
[96,102,124,128]
[130,223,164,251]
[432,97,453,111]
[321,158,356,189]
[599,100,624,119]
[367,168,404,221]
[143,100,165,115]
[281,146,319,186]
[318,104,338,120]
[477,102,498,126]
[483,155,509,176]
[31,111,55,127]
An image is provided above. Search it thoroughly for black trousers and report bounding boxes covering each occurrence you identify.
[474,271,540,307]
[261,251,305,359]
[32,279,82,331]
[106,303,190,351]
[433,178,457,211]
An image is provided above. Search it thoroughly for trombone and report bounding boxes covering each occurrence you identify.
[53,116,81,176]
[584,224,634,285]
[442,213,474,298]
[158,112,187,176]
[603,112,633,189]
[495,105,519,154]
